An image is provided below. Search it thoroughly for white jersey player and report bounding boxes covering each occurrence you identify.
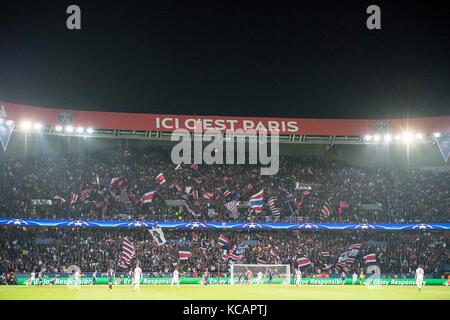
[295,269,302,286]
[74,270,81,287]
[352,272,358,285]
[26,272,35,286]
[415,265,424,291]
[256,271,263,284]
[134,265,142,291]
[171,268,180,287]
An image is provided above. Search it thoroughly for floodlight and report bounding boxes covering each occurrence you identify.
[20,121,32,131]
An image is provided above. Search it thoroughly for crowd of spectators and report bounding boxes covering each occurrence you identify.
[0,147,449,223]
[1,226,448,277]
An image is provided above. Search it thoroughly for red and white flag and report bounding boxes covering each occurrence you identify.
[140,191,155,204]
[363,253,377,264]
[155,173,166,185]
[203,191,213,200]
[118,238,135,268]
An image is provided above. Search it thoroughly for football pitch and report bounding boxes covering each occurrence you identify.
[0,285,449,300]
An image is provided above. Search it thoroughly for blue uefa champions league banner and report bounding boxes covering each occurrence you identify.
[0,218,449,230]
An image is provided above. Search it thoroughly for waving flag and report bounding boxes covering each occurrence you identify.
[69,192,78,208]
[148,225,166,246]
[175,184,183,192]
[257,257,268,264]
[223,190,232,198]
[363,253,377,264]
[249,190,264,213]
[192,190,199,200]
[268,197,280,215]
[320,251,331,257]
[140,191,155,204]
[217,234,232,248]
[348,243,362,250]
[53,195,66,203]
[118,238,135,268]
[203,191,213,200]
[191,163,199,170]
[225,200,239,218]
[179,247,191,262]
[155,173,166,185]
[296,256,312,268]
[320,202,333,220]
[174,164,182,171]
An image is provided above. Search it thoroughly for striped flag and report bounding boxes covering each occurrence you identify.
[69,192,78,208]
[155,173,166,185]
[224,200,239,218]
[203,191,213,200]
[268,197,280,215]
[174,164,182,171]
[296,256,312,268]
[249,190,264,213]
[118,238,135,268]
[53,195,66,203]
[140,191,155,204]
[179,247,191,262]
[256,257,268,264]
[320,202,332,220]
[320,251,331,257]
[217,234,232,248]
[192,190,199,200]
[175,184,183,192]
[363,253,377,264]
[223,189,232,198]
[348,243,362,250]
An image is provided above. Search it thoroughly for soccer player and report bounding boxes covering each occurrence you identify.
[267,269,273,285]
[92,270,97,285]
[128,269,134,286]
[26,271,35,286]
[246,269,253,285]
[133,264,142,291]
[256,271,263,284]
[74,269,81,287]
[171,268,180,287]
[38,270,44,286]
[352,272,358,285]
[107,267,115,292]
[340,271,346,285]
[415,265,425,292]
[295,269,302,286]
[204,268,209,286]
[359,271,365,285]
[238,273,244,284]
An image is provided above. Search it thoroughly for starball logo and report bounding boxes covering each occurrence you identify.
[170,122,280,175]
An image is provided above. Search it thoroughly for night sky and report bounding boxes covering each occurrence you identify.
[0,0,449,119]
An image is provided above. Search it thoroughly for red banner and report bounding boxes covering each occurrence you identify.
[1,101,449,136]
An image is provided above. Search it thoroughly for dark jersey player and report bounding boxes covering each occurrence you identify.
[267,269,274,284]
[107,268,115,292]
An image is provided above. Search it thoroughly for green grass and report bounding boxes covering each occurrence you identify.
[0,284,449,300]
